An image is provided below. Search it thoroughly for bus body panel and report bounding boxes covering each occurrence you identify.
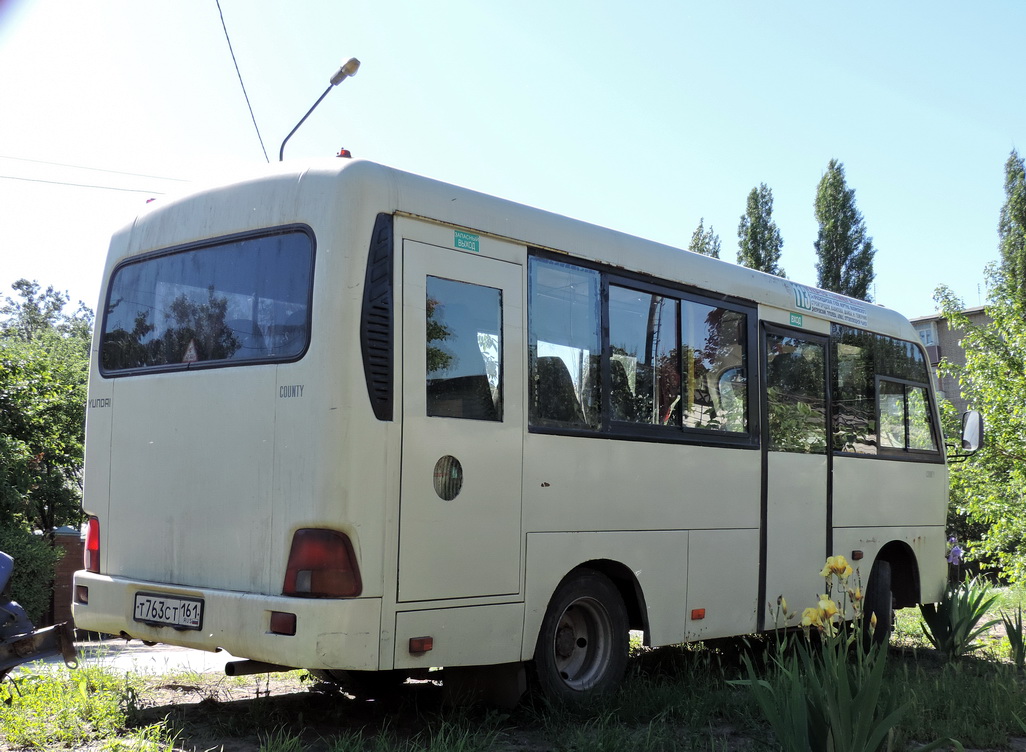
[764,451,830,617]
[393,603,525,669]
[522,437,761,533]
[833,456,948,529]
[74,572,382,670]
[106,366,277,592]
[685,528,760,640]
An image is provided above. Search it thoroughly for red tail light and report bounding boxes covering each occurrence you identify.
[85,517,100,573]
[282,529,362,598]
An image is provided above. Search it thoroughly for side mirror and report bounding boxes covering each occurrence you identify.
[960,410,983,453]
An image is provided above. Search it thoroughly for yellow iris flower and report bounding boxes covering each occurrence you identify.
[819,555,854,580]
[818,595,840,620]
[801,607,823,627]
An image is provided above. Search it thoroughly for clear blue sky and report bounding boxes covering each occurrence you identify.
[1,0,1022,320]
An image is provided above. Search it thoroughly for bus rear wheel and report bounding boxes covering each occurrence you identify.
[533,569,629,702]
[863,560,894,647]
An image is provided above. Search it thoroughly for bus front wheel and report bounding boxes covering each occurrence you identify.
[533,569,629,702]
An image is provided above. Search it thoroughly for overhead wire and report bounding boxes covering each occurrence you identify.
[216,0,269,163]
[0,174,166,194]
[0,154,188,182]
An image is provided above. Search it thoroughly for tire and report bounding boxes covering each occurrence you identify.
[863,560,894,647]
[533,569,629,703]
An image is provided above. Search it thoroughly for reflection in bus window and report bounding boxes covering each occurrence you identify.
[831,325,939,456]
[878,380,907,449]
[908,387,937,451]
[766,334,827,454]
[425,276,502,421]
[833,334,877,453]
[878,379,938,453]
[528,258,600,428]
[101,230,313,373]
[609,287,678,425]
[681,303,747,433]
[528,255,751,438]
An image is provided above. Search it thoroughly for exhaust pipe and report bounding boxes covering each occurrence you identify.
[224,659,292,676]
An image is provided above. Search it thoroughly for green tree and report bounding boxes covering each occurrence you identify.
[688,218,721,258]
[814,159,875,301]
[0,279,92,343]
[936,275,1026,579]
[933,154,1026,579]
[0,280,92,540]
[997,150,1026,313]
[737,184,785,276]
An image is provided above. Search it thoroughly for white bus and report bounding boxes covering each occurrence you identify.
[73,159,975,702]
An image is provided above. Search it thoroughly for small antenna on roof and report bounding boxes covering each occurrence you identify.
[279,58,360,162]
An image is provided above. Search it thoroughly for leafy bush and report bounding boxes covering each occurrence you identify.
[0,523,61,624]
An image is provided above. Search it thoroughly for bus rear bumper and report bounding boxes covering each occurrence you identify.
[72,572,382,671]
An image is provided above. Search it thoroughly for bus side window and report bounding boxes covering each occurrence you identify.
[831,325,940,456]
[425,277,502,421]
[682,303,748,433]
[528,257,601,430]
[765,334,828,454]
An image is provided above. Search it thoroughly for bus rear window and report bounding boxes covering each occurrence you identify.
[100,228,314,374]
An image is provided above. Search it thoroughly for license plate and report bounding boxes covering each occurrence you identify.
[133,592,203,630]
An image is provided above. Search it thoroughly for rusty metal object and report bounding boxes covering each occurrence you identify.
[1,621,78,681]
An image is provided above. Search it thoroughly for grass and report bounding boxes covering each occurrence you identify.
[0,664,143,748]
[4,599,1026,751]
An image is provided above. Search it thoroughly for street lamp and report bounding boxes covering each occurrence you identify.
[278,58,360,161]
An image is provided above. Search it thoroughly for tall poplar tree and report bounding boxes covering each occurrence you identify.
[688,218,721,258]
[997,149,1026,313]
[814,159,875,300]
[736,184,785,276]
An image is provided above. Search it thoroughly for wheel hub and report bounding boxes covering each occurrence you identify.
[555,624,576,659]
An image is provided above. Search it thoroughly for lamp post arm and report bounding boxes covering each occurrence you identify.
[279,84,334,161]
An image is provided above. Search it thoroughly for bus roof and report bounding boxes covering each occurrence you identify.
[120,157,917,342]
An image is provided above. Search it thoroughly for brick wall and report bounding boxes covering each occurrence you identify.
[51,530,83,627]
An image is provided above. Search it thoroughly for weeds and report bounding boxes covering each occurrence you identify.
[100,720,180,751]
[259,726,309,752]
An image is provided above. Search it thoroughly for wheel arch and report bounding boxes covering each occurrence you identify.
[871,540,920,609]
[573,559,649,639]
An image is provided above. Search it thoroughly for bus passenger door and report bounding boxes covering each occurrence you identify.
[761,326,829,629]
[398,240,523,602]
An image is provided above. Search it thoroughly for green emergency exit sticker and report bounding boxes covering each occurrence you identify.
[454,230,480,252]
[790,313,804,327]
